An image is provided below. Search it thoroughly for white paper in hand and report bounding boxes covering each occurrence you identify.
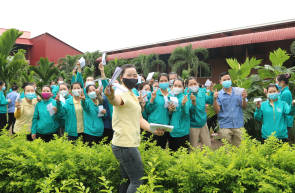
[79,57,86,68]
[110,67,123,85]
[59,94,66,104]
[169,97,179,107]
[164,96,169,108]
[235,87,244,96]
[205,79,212,87]
[146,72,155,82]
[98,105,104,117]
[102,52,107,65]
[47,103,55,116]
[254,98,262,103]
[138,75,142,84]
[150,123,174,132]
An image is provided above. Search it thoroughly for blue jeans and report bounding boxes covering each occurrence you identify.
[111,145,144,193]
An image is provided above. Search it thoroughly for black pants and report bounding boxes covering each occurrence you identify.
[102,128,114,144]
[153,132,169,149]
[68,133,84,141]
[83,133,103,146]
[168,134,189,151]
[36,133,57,142]
[0,113,7,132]
[6,113,16,133]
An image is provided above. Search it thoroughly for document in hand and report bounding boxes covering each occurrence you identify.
[150,123,174,132]
[146,72,155,81]
[79,57,86,68]
[46,103,55,116]
[110,67,123,85]
[102,52,107,65]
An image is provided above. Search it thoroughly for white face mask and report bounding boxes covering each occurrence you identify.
[58,81,64,85]
[189,86,199,93]
[72,89,81,96]
[85,81,95,88]
[173,87,183,95]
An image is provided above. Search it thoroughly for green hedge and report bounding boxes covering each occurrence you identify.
[1,131,295,193]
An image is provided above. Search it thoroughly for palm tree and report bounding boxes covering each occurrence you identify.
[0,29,28,87]
[58,55,80,81]
[168,44,210,77]
[149,54,166,72]
[30,57,59,87]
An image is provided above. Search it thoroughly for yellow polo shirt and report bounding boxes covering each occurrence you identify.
[14,98,37,133]
[73,97,84,133]
[112,89,142,147]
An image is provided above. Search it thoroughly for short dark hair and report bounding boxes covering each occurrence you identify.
[59,82,69,89]
[158,73,169,82]
[267,83,279,92]
[219,72,230,80]
[0,81,4,86]
[187,77,198,86]
[23,83,35,91]
[71,82,82,89]
[86,84,96,93]
[277,74,291,84]
[169,72,177,76]
[173,78,184,87]
[42,85,52,92]
[12,85,18,91]
[121,64,136,76]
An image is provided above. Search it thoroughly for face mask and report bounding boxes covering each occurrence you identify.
[85,81,95,88]
[268,93,279,100]
[276,84,282,91]
[173,87,183,95]
[41,92,51,99]
[25,93,36,100]
[72,89,81,97]
[2,86,5,91]
[189,86,199,93]
[159,82,169,90]
[122,78,138,89]
[222,80,232,88]
[58,81,64,85]
[88,91,97,99]
[59,90,68,97]
[169,80,174,86]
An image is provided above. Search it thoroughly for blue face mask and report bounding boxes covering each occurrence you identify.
[222,80,232,88]
[268,93,279,100]
[159,82,169,90]
[276,84,282,91]
[88,91,97,99]
[2,86,6,91]
[25,93,36,100]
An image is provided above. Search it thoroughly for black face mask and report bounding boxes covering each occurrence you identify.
[123,78,138,89]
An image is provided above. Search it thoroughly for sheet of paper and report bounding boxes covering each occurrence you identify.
[110,67,123,85]
[113,83,128,92]
[150,123,174,132]
[205,79,212,87]
[59,93,66,104]
[235,87,245,96]
[98,105,104,117]
[254,98,262,103]
[146,72,155,81]
[169,96,179,107]
[164,96,169,108]
[47,103,55,116]
[102,52,107,65]
[138,75,142,84]
[79,57,86,68]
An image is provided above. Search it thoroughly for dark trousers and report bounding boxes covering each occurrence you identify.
[261,138,288,144]
[68,133,84,141]
[36,133,57,142]
[83,133,103,146]
[0,113,7,132]
[168,134,189,151]
[153,132,169,149]
[112,145,144,193]
[102,128,114,144]
[6,113,16,133]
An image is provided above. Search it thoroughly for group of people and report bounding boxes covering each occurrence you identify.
[0,59,294,193]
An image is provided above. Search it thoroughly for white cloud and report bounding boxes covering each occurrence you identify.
[1,0,295,52]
